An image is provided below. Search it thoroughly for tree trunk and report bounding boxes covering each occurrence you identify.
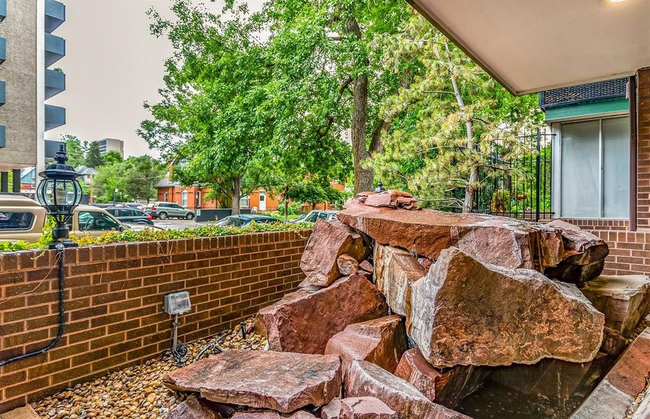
[231,175,241,215]
[351,74,374,194]
[446,42,477,213]
[283,186,289,222]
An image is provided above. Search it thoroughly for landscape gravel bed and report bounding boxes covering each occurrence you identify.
[32,319,265,419]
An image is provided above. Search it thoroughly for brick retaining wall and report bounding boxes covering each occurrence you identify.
[0,230,310,412]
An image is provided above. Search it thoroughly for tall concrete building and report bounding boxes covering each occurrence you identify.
[94,138,125,157]
[0,0,66,193]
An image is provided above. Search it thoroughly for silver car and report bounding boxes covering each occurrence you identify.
[145,202,195,220]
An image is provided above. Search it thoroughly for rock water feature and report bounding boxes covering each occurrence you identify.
[164,190,650,418]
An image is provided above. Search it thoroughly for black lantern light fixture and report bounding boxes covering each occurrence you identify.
[375,181,386,193]
[36,144,83,248]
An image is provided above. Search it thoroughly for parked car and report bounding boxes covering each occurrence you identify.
[292,210,338,223]
[0,195,129,243]
[114,202,146,211]
[105,207,154,225]
[144,202,195,220]
[215,214,281,227]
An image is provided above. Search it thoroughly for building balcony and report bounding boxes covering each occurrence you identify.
[0,0,6,23]
[45,69,65,99]
[0,80,5,106]
[45,104,66,131]
[45,0,65,33]
[0,125,5,148]
[0,37,5,64]
[45,33,65,67]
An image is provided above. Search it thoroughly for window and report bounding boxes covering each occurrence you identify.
[240,195,250,208]
[78,211,121,232]
[181,191,188,207]
[560,116,629,218]
[163,192,168,201]
[0,212,35,231]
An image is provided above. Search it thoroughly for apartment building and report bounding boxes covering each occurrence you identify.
[0,0,66,192]
[94,137,124,157]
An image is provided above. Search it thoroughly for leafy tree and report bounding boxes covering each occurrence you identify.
[123,156,166,203]
[61,134,87,168]
[262,0,412,193]
[85,141,104,168]
[369,14,542,212]
[285,178,347,211]
[103,150,124,166]
[139,0,275,215]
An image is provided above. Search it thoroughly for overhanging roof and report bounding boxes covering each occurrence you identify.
[409,0,650,95]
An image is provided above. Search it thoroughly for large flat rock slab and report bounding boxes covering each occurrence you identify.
[373,244,426,323]
[345,360,471,419]
[163,350,341,413]
[571,328,650,419]
[167,397,224,419]
[325,315,407,374]
[409,247,605,368]
[339,198,564,272]
[580,274,650,336]
[394,348,488,409]
[321,397,398,419]
[258,274,389,354]
[301,219,370,287]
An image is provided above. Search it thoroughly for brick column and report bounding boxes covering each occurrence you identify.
[636,68,650,228]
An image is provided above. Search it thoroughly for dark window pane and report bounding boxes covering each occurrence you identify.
[0,212,35,230]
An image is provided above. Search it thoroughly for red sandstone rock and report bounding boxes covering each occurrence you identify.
[601,326,628,356]
[337,254,360,276]
[232,412,317,419]
[394,348,488,409]
[325,315,407,374]
[373,244,425,324]
[167,397,224,419]
[409,247,605,368]
[418,257,433,271]
[163,350,341,413]
[321,397,398,419]
[580,274,650,336]
[359,260,374,274]
[345,360,470,419]
[546,220,609,283]
[339,198,563,272]
[570,328,650,419]
[363,190,417,210]
[258,274,389,354]
[300,219,370,287]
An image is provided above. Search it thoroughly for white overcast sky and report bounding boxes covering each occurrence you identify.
[48,0,265,157]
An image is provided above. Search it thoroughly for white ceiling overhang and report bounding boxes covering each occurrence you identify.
[408,0,650,95]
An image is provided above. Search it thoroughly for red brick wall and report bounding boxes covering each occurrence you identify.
[0,231,310,412]
[638,68,650,228]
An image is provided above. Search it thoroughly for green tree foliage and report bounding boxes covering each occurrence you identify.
[61,134,88,168]
[85,141,104,168]
[93,156,165,203]
[103,150,124,166]
[369,14,542,212]
[140,0,352,215]
[286,178,347,210]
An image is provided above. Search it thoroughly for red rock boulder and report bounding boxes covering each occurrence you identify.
[164,350,341,413]
[409,247,605,368]
[232,412,316,419]
[373,244,426,325]
[570,328,650,418]
[545,220,609,284]
[337,254,360,276]
[300,219,370,287]
[345,360,471,419]
[325,315,407,374]
[258,274,389,354]
[321,397,398,419]
[363,190,418,210]
[394,348,488,409]
[167,397,224,419]
[339,198,563,272]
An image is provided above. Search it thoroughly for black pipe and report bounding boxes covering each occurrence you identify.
[0,243,66,367]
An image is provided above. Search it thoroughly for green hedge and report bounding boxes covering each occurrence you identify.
[0,222,314,253]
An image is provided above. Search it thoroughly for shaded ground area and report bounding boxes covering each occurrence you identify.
[32,320,265,419]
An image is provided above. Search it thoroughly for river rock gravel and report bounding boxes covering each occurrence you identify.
[32,319,266,419]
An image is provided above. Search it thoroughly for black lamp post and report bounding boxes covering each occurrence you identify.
[36,144,83,248]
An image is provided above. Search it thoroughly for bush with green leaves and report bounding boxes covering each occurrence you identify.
[0,222,314,253]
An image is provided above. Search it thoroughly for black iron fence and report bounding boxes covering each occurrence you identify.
[474,130,553,222]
